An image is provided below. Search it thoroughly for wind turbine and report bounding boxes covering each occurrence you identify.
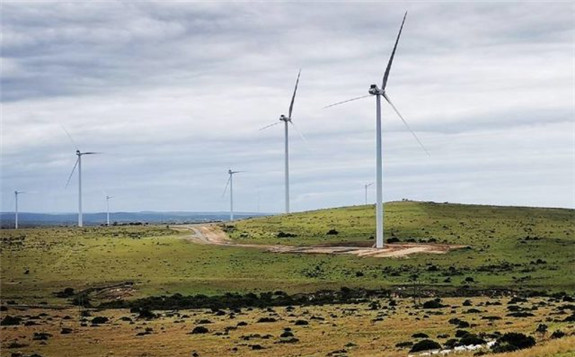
[105,194,113,226]
[363,183,373,205]
[66,150,100,227]
[259,70,302,214]
[222,169,242,221]
[325,12,429,249]
[62,127,100,227]
[14,190,24,229]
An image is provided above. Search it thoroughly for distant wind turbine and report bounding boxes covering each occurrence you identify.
[325,12,429,249]
[105,195,113,226]
[14,190,24,229]
[222,169,242,221]
[62,127,100,227]
[259,70,303,214]
[364,183,373,205]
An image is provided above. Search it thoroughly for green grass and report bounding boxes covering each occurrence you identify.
[1,201,574,304]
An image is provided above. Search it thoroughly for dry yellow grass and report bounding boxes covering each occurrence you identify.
[2,297,574,356]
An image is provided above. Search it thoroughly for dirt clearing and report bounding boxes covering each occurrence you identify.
[174,224,467,258]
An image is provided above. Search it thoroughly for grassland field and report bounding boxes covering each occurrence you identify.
[2,201,573,304]
[1,201,574,356]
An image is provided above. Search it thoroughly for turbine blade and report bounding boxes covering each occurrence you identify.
[65,157,80,188]
[383,92,430,156]
[221,176,231,198]
[83,152,101,155]
[289,120,307,143]
[258,122,281,131]
[382,12,407,91]
[323,94,371,109]
[288,69,301,119]
[61,124,79,151]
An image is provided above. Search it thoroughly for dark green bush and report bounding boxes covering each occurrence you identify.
[409,339,441,353]
[492,332,535,353]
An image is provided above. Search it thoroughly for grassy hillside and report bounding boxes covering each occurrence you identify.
[1,202,573,304]
[228,201,575,290]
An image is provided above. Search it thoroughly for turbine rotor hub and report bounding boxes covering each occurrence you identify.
[368,84,383,95]
[279,115,289,122]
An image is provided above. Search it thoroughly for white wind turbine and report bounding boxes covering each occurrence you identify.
[325,12,429,249]
[63,128,100,227]
[14,190,25,229]
[105,194,113,226]
[222,169,242,221]
[364,183,374,205]
[259,70,303,214]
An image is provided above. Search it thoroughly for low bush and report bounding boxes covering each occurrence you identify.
[409,339,441,353]
[492,332,535,353]
[0,315,21,326]
[191,326,209,334]
[422,299,445,309]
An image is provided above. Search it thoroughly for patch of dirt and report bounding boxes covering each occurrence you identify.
[317,240,374,247]
[176,225,468,258]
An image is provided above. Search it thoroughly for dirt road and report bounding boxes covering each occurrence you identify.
[174,224,467,258]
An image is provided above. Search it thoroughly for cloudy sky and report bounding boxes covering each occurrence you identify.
[1,1,573,214]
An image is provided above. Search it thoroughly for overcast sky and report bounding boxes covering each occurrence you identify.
[1,1,573,214]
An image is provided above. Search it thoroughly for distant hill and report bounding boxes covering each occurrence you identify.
[0,211,270,228]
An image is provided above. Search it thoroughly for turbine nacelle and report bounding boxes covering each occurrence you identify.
[369,84,384,96]
[279,114,289,122]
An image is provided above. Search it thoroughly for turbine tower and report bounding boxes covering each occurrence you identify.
[105,195,113,226]
[364,183,373,205]
[260,70,302,214]
[223,169,242,221]
[66,149,99,227]
[14,190,24,229]
[325,12,429,249]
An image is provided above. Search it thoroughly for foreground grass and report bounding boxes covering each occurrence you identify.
[1,296,574,357]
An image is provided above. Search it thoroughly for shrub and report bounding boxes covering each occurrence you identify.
[326,229,339,235]
[422,299,445,309]
[507,312,534,317]
[550,330,565,339]
[395,341,413,348]
[481,316,502,321]
[138,309,157,320]
[0,316,21,326]
[492,332,535,353]
[448,318,469,328]
[412,332,429,338]
[191,326,209,334]
[563,313,575,322]
[535,324,548,334]
[458,334,486,346]
[294,319,308,325]
[32,332,52,340]
[409,339,441,353]
[257,317,277,323]
[455,330,469,338]
[91,316,109,325]
[387,237,400,243]
[444,338,459,349]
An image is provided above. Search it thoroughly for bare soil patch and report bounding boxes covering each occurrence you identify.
[176,225,467,258]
